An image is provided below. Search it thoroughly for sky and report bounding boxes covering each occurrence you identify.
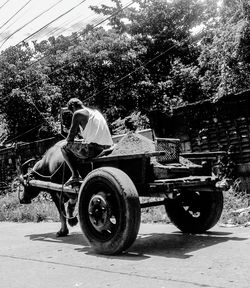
[0,0,130,51]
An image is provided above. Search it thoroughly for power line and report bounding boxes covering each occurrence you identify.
[38,0,103,41]
[18,1,134,71]
[0,0,32,31]
[0,0,34,36]
[24,1,134,100]
[16,0,87,46]
[0,0,64,48]
[0,0,10,11]
[38,12,103,44]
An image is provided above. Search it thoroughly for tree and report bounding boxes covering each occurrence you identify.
[90,0,218,106]
[198,0,250,98]
[0,43,62,141]
[2,0,248,142]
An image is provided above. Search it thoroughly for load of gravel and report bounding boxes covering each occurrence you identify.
[110,132,199,168]
[110,132,156,156]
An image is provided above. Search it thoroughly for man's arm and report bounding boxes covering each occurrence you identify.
[66,111,88,142]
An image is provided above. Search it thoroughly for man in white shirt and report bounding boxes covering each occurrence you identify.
[61,98,113,186]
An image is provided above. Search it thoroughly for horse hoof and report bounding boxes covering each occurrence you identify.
[68,217,78,227]
[56,229,69,237]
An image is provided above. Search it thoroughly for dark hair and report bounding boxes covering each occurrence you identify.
[67,98,83,112]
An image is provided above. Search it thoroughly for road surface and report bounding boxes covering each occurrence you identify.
[0,222,249,288]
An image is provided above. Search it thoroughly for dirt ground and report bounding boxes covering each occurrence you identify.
[0,222,250,288]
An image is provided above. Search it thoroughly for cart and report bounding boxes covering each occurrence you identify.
[25,130,224,255]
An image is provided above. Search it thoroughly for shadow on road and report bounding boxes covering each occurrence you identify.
[128,230,246,259]
[26,228,247,260]
[26,231,89,246]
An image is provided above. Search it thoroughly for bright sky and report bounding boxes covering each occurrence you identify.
[0,0,130,51]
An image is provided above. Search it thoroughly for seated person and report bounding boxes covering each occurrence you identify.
[61,98,113,185]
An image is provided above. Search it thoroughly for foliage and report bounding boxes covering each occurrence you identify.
[221,180,250,226]
[0,115,8,144]
[111,111,150,135]
[0,0,250,142]
[90,0,217,104]
[198,0,250,98]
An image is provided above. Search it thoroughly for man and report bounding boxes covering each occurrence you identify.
[61,98,113,186]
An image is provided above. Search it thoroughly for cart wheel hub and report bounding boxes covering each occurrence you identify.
[88,193,112,232]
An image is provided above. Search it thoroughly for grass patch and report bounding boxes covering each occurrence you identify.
[0,190,59,223]
[140,197,170,223]
[1,179,249,226]
[220,180,250,226]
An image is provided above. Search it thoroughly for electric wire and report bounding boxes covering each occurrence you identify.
[16,0,87,46]
[0,0,10,11]
[0,1,35,36]
[16,1,134,72]
[38,12,109,46]
[38,0,103,41]
[0,0,64,48]
[0,0,32,31]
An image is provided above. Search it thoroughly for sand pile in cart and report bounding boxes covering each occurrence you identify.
[110,132,155,156]
[110,132,199,167]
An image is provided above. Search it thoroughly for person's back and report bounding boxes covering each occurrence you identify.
[79,107,113,146]
[61,98,113,185]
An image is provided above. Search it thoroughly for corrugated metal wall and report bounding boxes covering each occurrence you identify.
[189,116,250,164]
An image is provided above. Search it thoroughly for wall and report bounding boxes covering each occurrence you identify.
[149,90,250,192]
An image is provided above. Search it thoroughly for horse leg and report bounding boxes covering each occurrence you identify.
[67,197,78,227]
[50,193,69,237]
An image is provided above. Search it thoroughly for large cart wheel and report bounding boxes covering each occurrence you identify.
[165,190,223,233]
[78,167,141,255]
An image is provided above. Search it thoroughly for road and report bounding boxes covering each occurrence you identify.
[0,222,249,288]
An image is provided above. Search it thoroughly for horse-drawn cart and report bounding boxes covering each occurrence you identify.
[20,130,224,255]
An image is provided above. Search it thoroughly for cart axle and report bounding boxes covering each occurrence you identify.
[140,200,166,208]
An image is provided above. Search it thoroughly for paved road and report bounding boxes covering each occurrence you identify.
[0,222,249,288]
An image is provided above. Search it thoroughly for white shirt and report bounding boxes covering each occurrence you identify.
[80,108,113,146]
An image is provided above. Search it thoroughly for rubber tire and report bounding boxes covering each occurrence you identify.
[78,167,141,255]
[165,190,223,233]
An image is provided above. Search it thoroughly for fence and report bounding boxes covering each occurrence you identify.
[0,137,59,188]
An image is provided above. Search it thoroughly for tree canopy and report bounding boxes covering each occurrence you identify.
[0,0,249,143]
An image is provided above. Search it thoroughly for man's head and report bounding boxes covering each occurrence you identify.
[67,98,84,113]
